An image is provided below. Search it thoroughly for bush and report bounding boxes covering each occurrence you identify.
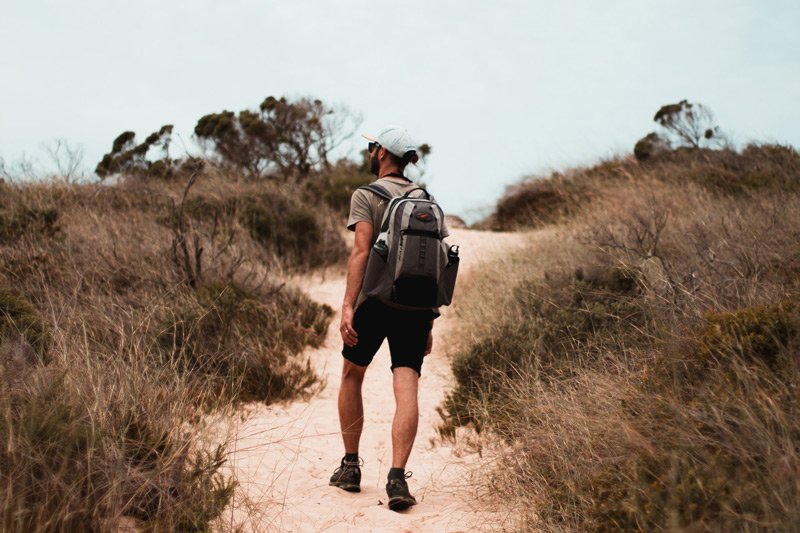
[444,322,536,433]
[158,183,348,271]
[445,160,800,530]
[0,206,59,243]
[484,144,800,230]
[633,132,669,161]
[307,161,373,215]
[696,301,798,372]
[0,282,49,361]
[0,363,235,532]
[239,197,317,257]
[0,174,339,529]
[492,173,589,230]
[236,193,346,269]
[158,281,332,404]
[442,263,645,437]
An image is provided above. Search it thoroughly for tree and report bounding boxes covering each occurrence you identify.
[194,96,360,180]
[654,100,722,149]
[42,138,85,183]
[1,140,86,183]
[0,154,38,182]
[95,125,174,179]
[634,100,724,161]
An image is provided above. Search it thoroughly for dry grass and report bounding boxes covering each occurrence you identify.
[484,143,800,231]
[0,170,345,530]
[443,146,800,531]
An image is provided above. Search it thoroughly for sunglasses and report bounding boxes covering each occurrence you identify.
[368,141,381,153]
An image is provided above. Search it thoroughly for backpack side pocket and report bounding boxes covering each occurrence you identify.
[363,245,393,301]
[436,244,459,306]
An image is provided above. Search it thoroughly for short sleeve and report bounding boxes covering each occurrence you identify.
[430,195,450,238]
[441,217,450,239]
[346,189,373,232]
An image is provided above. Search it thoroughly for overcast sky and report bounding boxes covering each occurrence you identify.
[2,0,798,220]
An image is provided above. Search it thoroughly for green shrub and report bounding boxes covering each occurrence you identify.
[158,281,332,404]
[697,301,798,371]
[238,195,321,264]
[310,166,373,215]
[0,206,59,243]
[157,188,347,270]
[647,301,800,397]
[572,359,800,532]
[581,447,763,531]
[185,194,225,221]
[447,256,800,530]
[444,322,536,433]
[0,282,49,361]
[0,371,234,532]
[442,265,647,435]
[492,176,588,230]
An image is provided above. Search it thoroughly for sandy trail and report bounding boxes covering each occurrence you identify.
[219,228,527,532]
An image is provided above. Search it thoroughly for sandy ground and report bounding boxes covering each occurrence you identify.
[217,228,527,532]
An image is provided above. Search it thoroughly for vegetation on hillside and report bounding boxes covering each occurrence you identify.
[487,143,798,230]
[443,143,800,531]
[0,166,349,530]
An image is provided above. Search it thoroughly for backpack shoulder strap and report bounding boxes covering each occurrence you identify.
[359,183,393,201]
[402,186,431,200]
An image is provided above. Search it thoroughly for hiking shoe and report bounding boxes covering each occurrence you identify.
[329,457,362,492]
[386,472,417,511]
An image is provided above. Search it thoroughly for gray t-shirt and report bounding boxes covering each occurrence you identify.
[347,177,450,309]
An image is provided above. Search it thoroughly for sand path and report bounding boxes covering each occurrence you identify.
[219,228,527,532]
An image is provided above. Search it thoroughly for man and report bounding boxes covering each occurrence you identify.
[329,126,448,512]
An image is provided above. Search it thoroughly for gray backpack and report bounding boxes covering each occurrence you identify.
[360,184,459,309]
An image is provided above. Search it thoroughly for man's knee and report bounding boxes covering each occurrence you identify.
[342,359,367,382]
[392,367,419,393]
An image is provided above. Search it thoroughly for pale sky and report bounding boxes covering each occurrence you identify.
[2,0,798,220]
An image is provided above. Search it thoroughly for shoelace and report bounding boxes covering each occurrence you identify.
[388,471,413,483]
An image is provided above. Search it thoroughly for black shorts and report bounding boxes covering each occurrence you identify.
[342,298,436,376]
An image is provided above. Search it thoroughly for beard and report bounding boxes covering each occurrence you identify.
[369,152,380,176]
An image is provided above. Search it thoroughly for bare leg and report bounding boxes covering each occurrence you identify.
[391,367,419,469]
[338,359,367,454]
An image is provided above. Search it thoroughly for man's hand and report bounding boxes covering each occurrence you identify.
[339,221,371,348]
[340,306,358,347]
[425,329,433,355]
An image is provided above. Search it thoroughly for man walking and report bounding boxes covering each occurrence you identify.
[329,126,447,512]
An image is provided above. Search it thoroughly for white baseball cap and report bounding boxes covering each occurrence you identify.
[362,126,419,162]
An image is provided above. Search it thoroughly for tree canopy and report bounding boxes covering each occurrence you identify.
[653,100,722,149]
[634,100,724,161]
[95,125,174,178]
[194,96,359,180]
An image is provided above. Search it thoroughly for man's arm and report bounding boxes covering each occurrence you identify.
[340,221,373,347]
